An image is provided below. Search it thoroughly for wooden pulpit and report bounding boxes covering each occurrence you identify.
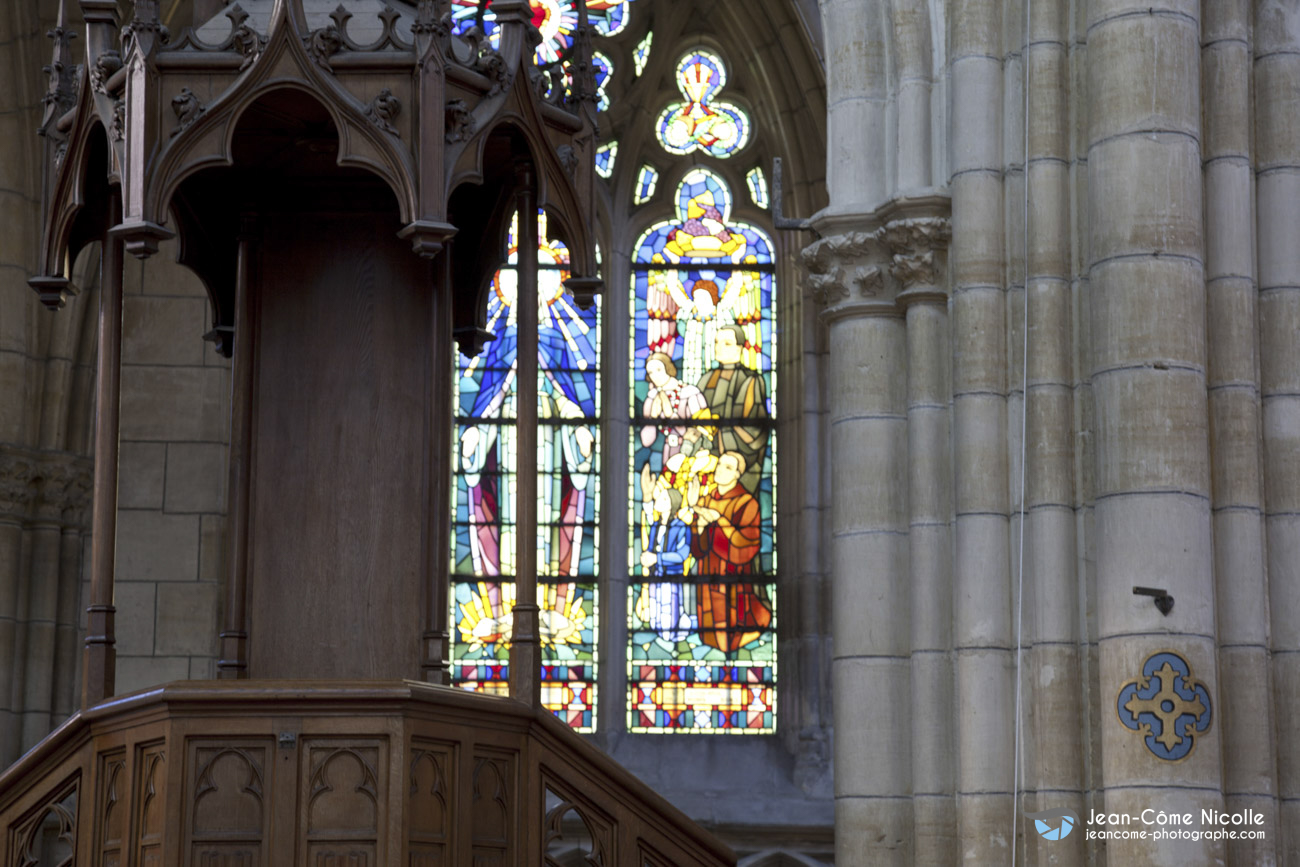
[2,1,734,863]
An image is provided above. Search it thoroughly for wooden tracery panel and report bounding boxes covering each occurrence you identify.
[96,752,126,867]
[186,740,272,867]
[408,741,456,866]
[8,776,77,867]
[470,751,516,867]
[300,739,388,866]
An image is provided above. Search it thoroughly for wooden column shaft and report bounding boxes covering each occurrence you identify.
[422,246,454,684]
[510,169,541,707]
[83,191,124,709]
[219,224,257,678]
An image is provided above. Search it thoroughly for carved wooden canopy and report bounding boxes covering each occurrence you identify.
[30,0,604,346]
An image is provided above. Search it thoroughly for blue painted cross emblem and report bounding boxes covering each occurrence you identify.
[1117,651,1212,761]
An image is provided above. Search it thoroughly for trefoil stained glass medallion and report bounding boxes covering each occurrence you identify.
[451,210,601,732]
[655,51,751,159]
[628,167,777,733]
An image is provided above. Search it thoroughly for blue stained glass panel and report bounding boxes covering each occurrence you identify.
[634,164,659,205]
[453,209,601,732]
[595,142,618,178]
[746,167,769,209]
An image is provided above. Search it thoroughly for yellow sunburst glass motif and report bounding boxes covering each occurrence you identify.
[457,581,589,652]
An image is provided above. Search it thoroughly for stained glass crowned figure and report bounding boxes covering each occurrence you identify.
[452,210,602,732]
[656,51,751,159]
[628,168,776,733]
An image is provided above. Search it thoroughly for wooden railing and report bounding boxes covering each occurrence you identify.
[0,681,735,867]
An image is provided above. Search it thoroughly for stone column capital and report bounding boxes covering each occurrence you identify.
[801,231,896,323]
[0,453,37,521]
[803,196,952,321]
[881,216,950,304]
[0,446,93,527]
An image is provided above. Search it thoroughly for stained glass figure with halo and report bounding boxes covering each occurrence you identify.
[452,210,601,731]
[628,168,776,733]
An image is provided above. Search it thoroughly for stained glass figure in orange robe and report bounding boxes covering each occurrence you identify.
[687,452,772,651]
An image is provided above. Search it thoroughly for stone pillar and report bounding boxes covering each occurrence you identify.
[52,521,83,722]
[1256,1,1300,861]
[1022,1,1086,864]
[949,0,1014,860]
[892,0,934,192]
[1066,3,1102,858]
[812,0,912,855]
[820,0,889,213]
[1204,2,1280,865]
[0,457,33,765]
[1088,1,1223,862]
[20,485,67,750]
[803,229,911,866]
[885,216,956,866]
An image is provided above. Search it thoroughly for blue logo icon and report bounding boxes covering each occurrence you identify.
[1025,808,1079,841]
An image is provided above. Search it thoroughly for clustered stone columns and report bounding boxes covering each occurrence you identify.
[1204,3,1279,865]
[803,206,951,866]
[0,446,91,764]
[886,218,955,867]
[1087,2,1223,864]
[949,0,1014,860]
[819,0,888,213]
[1257,3,1300,861]
[1021,2,1087,865]
[805,226,912,866]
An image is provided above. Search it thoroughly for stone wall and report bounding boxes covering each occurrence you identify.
[102,240,229,694]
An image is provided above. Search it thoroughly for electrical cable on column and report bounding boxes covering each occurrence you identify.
[1011,0,1032,860]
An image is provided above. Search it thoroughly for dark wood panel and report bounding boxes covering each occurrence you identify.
[0,682,736,867]
[248,208,430,679]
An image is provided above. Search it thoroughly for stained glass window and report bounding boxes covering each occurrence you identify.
[450,0,632,66]
[655,51,751,159]
[593,51,613,112]
[746,167,768,209]
[452,209,601,732]
[634,164,659,205]
[634,31,652,76]
[595,142,618,178]
[628,168,777,733]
